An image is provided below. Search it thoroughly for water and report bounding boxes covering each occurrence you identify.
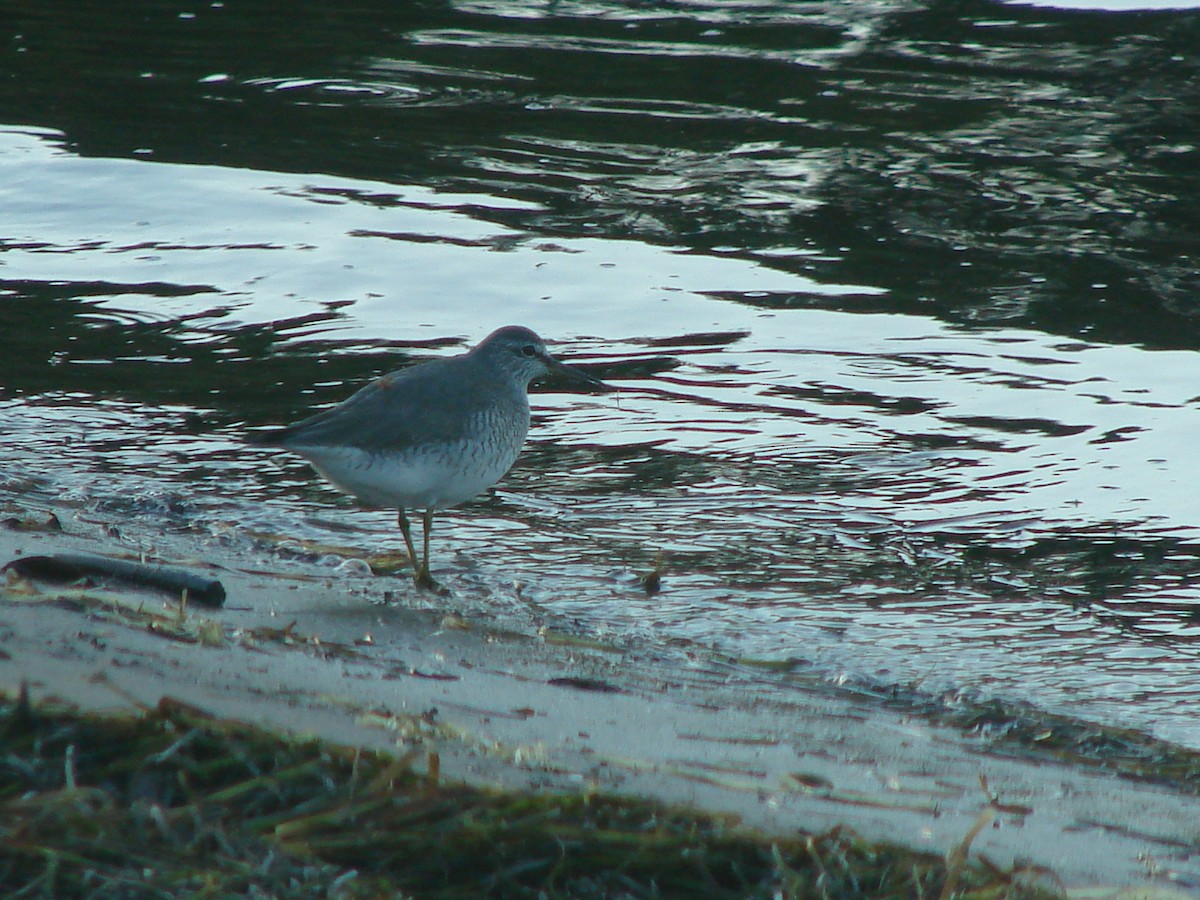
[3,1,1200,748]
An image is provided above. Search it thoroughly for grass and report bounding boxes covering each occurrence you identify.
[0,686,1055,899]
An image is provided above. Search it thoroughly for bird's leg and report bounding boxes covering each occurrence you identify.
[398,508,437,589]
[397,509,422,581]
[419,509,436,589]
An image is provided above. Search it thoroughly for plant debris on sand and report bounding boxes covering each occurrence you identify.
[0,689,1055,899]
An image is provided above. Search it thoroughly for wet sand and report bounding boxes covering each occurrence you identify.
[1,503,1198,894]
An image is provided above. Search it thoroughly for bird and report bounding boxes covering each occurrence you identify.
[248,325,608,589]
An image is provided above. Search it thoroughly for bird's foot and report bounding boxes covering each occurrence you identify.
[412,567,442,592]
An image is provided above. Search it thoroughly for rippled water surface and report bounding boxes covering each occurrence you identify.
[3,1,1200,746]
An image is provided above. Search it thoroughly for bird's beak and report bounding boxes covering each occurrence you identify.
[541,352,615,393]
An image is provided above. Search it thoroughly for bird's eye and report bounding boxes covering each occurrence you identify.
[520,345,538,358]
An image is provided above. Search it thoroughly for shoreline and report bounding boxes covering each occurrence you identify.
[2,498,1199,892]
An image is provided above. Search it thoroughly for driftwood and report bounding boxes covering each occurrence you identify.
[3,553,226,607]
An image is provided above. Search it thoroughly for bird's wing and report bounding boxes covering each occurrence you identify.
[253,357,505,454]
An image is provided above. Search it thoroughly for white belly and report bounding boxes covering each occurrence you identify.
[298,441,521,510]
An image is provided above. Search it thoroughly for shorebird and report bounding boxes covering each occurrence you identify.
[249,325,608,588]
